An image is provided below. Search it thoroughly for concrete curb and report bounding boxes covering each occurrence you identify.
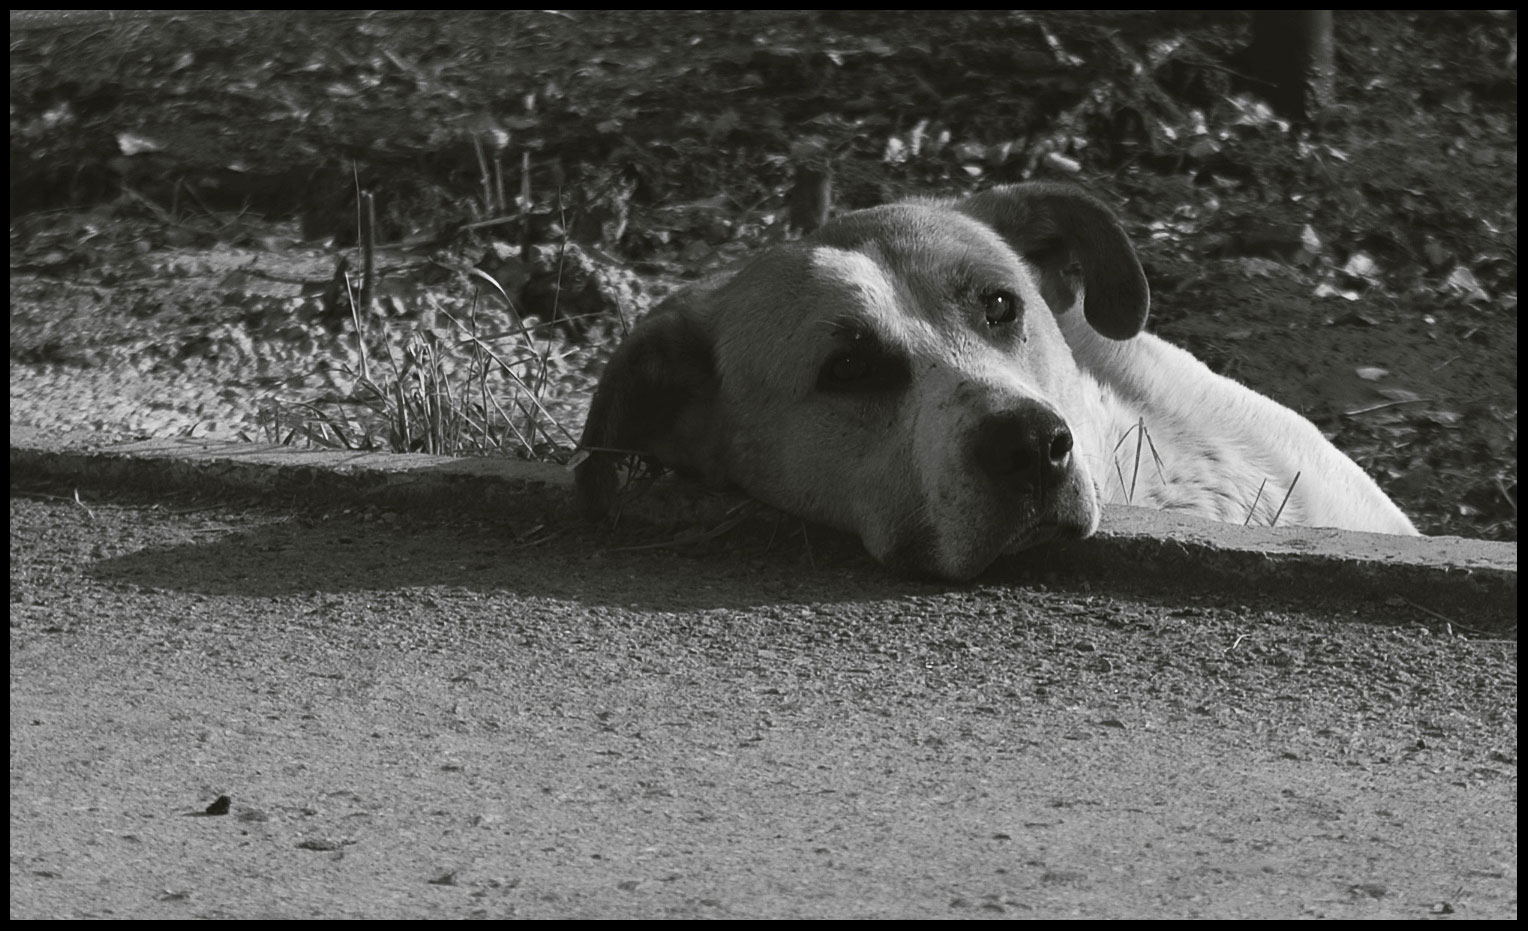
[11,425,1516,631]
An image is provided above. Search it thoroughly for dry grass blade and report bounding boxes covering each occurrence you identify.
[257,175,591,460]
[435,302,579,449]
[1270,471,1300,528]
[345,265,370,384]
[1244,478,1268,526]
[1111,418,1167,503]
[260,398,378,450]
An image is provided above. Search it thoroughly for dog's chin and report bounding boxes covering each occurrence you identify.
[1002,519,1089,554]
[919,520,1089,582]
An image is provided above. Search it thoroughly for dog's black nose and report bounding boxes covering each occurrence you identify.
[973,403,1074,493]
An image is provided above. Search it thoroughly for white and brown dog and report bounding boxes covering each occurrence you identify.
[577,182,1417,580]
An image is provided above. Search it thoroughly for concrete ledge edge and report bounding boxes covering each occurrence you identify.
[10,426,1516,628]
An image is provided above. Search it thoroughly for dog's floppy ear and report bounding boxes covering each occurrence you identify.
[957,182,1149,340]
[575,293,724,520]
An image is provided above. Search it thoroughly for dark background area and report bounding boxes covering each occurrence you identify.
[9,10,1517,541]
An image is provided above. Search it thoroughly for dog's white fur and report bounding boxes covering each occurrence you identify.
[578,182,1417,580]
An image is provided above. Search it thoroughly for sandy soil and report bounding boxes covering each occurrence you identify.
[9,488,1516,918]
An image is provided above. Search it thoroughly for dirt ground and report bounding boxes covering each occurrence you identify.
[8,488,1517,919]
[8,10,1518,542]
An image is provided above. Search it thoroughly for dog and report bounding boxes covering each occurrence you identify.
[576,182,1418,580]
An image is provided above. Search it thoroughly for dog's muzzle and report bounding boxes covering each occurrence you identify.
[974,401,1075,496]
[972,400,1092,551]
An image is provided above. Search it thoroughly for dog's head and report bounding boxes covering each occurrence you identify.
[577,182,1149,580]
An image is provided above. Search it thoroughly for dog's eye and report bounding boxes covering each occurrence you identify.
[827,352,869,384]
[817,344,910,394]
[982,290,1021,326]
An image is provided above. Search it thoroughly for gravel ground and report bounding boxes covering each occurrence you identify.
[9,490,1518,918]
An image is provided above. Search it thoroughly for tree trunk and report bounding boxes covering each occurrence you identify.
[1242,11,1336,122]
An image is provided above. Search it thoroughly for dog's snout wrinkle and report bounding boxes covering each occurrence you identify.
[974,404,1074,494]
